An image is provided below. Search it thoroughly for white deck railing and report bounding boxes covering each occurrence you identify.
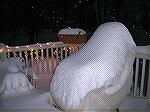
[0,43,150,98]
[0,42,84,88]
[130,45,150,98]
[3,42,83,67]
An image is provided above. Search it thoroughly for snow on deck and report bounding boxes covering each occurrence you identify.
[119,95,150,112]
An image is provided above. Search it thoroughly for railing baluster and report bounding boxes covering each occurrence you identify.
[41,49,44,59]
[134,58,139,96]
[65,47,67,58]
[147,61,150,98]
[56,47,59,64]
[7,50,11,58]
[39,48,44,73]
[19,51,22,59]
[69,46,72,56]
[35,49,38,74]
[46,48,49,73]
[35,49,39,62]
[13,52,16,57]
[140,59,146,96]
[51,48,54,73]
[30,49,34,68]
[60,47,63,60]
[25,50,28,68]
[46,48,49,59]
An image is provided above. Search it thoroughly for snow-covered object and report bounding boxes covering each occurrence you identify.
[50,22,136,110]
[3,57,24,73]
[2,57,36,79]
[58,28,86,35]
[1,72,34,94]
[0,57,36,94]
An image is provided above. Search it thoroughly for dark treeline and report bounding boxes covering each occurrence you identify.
[0,0,150,46]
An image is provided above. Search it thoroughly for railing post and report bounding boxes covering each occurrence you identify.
[147,61,150,98]
[134,58,139,96]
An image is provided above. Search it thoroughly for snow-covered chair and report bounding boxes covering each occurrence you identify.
[50,22,136,112]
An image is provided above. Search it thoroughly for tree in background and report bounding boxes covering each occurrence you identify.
[0,0,149,45]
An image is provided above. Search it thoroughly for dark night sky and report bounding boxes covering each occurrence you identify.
[0,0,150,46]
[1,0,97,30]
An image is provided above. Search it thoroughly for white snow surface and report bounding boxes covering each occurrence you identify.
[50,22,136,109]
[119,96,150,112]
[2,89,60,111]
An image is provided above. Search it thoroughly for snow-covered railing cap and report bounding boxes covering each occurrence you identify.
[58,28,86,35]
[135,45,150,60]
